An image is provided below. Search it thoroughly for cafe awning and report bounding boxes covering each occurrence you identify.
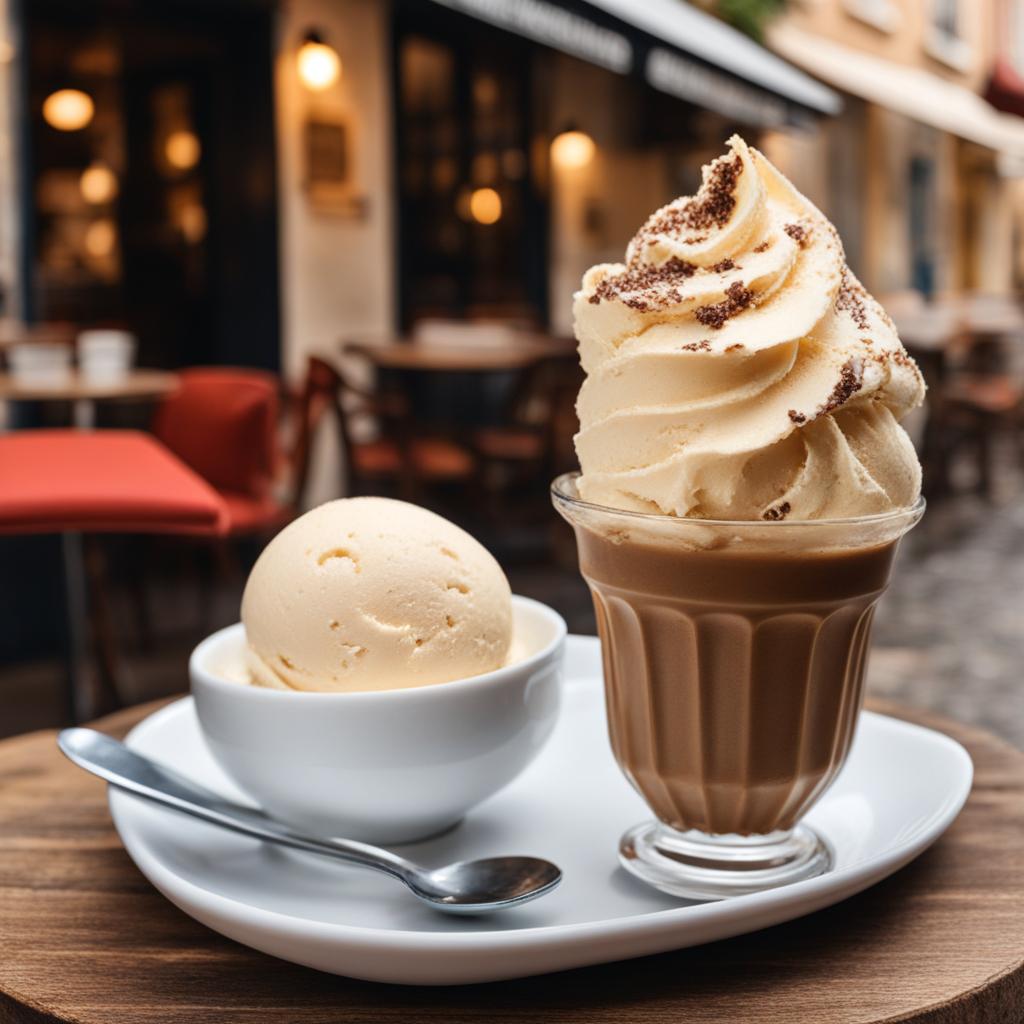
[427,0,842,127]
[985,57,1024,120]
[770,23,1024,158]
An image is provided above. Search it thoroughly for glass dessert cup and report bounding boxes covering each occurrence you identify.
[552,473,924,901]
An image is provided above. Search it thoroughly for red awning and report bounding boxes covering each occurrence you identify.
[985,57,1024,120]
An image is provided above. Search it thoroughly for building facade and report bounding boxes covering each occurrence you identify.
[0,0,839,388]
[766,0,1024,301]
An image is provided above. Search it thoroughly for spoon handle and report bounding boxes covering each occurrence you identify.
[58,728,413,883]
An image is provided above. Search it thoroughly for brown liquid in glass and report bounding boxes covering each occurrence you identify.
[576,529,899,836]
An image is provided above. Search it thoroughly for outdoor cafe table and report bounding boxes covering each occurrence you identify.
[0,698,1021,1023]
[342,336,575,430]
[0,369,179,428]
[343,336,574,373]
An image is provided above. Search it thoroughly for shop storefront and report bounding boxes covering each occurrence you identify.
[8,0,281,370]
[389,0,839,331]
[770,13,1024,300]
[1,0,838,375]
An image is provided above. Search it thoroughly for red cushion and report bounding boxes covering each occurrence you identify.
[352,439,403,476]
[410,439,474,478]
[0,430,227,535]
[220,491,291,535]
[152,368,280,498]
[351,439,474,480]
[474,427,545,461]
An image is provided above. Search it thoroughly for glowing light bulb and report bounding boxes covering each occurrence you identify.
[469,187,502,225]
[298,36,341,91]
[179,203,207,243]
[43,89,94,132]
[165,130,201,170]
[84,218,117,258]
[80,162,118,204]
[550,129,595,170]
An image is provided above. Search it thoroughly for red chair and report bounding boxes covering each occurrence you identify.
[151,368,289,535]
[0,429,227,721]
[290,356,475,503]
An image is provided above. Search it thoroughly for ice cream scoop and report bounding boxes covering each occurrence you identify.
[241,498,512,692]
[573,135,925,521]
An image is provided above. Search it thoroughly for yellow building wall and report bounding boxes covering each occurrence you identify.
[784,0,996,89]
[774,0,1016,298]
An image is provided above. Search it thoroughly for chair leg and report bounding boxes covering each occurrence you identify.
[207,538,240,628]
[60,532,88,725]
[127,537,156,653]
[83,536,126,716]
[213,538,239,585]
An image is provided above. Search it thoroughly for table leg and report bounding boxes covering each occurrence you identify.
[72,399,95,430]
[61,531,88,724]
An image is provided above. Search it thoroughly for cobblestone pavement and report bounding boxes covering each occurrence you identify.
[868,489,1024,748]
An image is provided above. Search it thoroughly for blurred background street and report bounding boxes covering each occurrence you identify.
[1,0,1023,745]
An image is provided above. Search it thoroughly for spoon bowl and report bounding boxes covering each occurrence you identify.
[415,857,563,912]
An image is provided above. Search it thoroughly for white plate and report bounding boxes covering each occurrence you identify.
[109,636,973,986]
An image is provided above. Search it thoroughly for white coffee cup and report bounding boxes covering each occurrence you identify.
[8,342,73,386]
[78,330,136,383]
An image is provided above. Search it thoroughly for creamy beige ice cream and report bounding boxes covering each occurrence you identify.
[241,498,512,692]
[573,135,925,521]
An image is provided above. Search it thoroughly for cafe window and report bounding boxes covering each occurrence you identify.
[1012,0,1024,76]
[23,0,280,370]
[925,0,971,70]
[843,0,902,34]
[393,4,547,328]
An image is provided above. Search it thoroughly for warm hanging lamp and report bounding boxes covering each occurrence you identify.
[297,30,341,91]
[550,124,595,170]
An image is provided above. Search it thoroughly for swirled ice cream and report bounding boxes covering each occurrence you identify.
[573,135,924,521]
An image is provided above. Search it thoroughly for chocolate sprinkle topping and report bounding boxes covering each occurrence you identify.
[788,410,806,424]
[726,343,744,352]
[783,222,807,246]
[694,281,754,329]
[835,270,871,331]
[822,358,863,413]
[753,240,771,253]
[633,154,743,249]
[763,502,791,522]
[588,256,697,310]
[680,340,712,352]
[710,258,737,273]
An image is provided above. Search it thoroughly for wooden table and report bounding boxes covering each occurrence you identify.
[1,699,1021,1023]
[344,337,574,372]
[0,369,179,428]
[0,369,178,402]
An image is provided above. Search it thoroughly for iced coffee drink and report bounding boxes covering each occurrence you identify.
[554,136,925,900]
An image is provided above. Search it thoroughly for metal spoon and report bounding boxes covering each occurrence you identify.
[58,727,562,914]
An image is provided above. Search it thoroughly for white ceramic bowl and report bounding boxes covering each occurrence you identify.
[190,595,566,844]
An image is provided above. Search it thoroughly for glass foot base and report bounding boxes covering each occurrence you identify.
[619,821,833,901]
